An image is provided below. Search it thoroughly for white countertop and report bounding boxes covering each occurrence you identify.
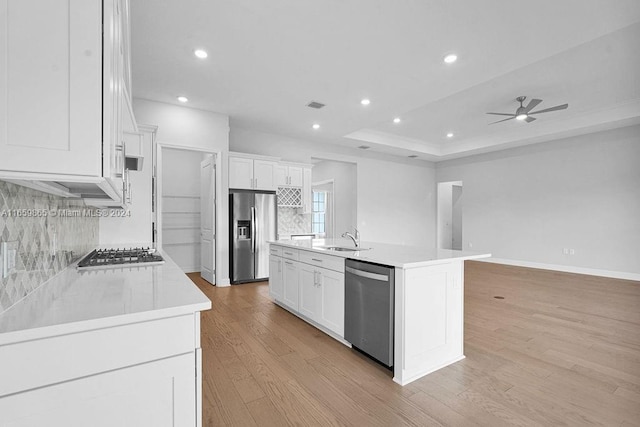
[271,238,491,268]
[0,251,211,345]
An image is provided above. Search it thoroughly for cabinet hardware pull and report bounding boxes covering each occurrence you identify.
[311,258,322,262]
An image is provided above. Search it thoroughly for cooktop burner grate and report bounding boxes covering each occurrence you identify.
[77,247,164,269]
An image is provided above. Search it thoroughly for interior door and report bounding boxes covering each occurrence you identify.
[200,155,215,284]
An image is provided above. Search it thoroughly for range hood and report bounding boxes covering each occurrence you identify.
[4,177,125,209]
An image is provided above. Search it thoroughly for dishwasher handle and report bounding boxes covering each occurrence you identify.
[345,266,388,282]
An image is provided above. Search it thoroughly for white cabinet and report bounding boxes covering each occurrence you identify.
[0,313,203,425]
[317,268,345,335]
[298,259,345,336]
[275,164,303,187]
[269,255,284,301]
[0,0,102,176]
[298,263,319,319]
[229,154,277,190]
[0,0,136,206]
[0,353,195,426]
[268,244,345,340]
[282,259,299,310]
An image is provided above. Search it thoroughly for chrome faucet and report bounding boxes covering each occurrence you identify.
[342,228,360,248]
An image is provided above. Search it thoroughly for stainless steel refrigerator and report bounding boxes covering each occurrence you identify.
[229,190,277,284]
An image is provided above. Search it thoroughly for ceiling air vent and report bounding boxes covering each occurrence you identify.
[358,145,370,150]
[306,101,326,109]
[408,155,418,158]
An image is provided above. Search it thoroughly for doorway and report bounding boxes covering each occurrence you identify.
[437,181,463,250]
[155,144,220,285]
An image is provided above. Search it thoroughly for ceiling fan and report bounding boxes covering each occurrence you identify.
[487,96,568,124]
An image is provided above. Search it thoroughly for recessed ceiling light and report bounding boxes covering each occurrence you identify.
[177,96,188,103]
[361,98,371,106]
[393,117,401,124]
[446,132,454,138]
[312,123,320,130]
[443,53,458,64]
[194,49,208,59]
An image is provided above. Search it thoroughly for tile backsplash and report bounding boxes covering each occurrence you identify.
[278,207,311,237]
[0,181,98,313]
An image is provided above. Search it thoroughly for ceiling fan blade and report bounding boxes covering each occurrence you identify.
[490,116,515,124]
[486,112,515,116]
[528,103,568,115]
[524,99,542,113]
[525,116,536,123]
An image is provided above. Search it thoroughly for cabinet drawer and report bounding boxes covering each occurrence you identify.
[298,250,345,273]
[281,248,299,260]
[269,245,283,257]
[0,314,196,397]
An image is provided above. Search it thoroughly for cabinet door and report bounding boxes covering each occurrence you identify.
[288,166,303,187]
[0,0,102,176]
[0,353,196,427]
[298,264,319,319]
[282,260,299,310]
[229,156,254,189]
[253,160,276,190]
[269,255,284,301]
[274,164,288,187]
[318,269,345,336]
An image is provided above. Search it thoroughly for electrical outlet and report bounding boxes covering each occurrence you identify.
[570,249,575,255]
[563,248,569,255]
[1,241,18,279]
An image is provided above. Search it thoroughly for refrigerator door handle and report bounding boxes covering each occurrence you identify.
[251,206,256,253]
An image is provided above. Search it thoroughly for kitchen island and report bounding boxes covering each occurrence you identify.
[0,252,211,426]
[269,239,490,385]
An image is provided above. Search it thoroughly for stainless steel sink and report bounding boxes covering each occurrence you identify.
[317,246,371,252]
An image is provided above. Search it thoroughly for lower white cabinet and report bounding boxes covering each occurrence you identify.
[269,245,345,339]
[317,268,345,336]
[0,313,202,426]
[269,255,284,301]
[0,353,195,427]
[282,259,299,310]
[299,263,345,336]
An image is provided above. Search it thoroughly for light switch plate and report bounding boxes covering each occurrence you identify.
[1,241,18,279]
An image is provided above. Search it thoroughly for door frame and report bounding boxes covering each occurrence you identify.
[436,180,463,250]
[154,143,225,285]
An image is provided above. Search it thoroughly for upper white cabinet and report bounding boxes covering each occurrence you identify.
[275,164,303,187]
[0,0,102,176]
[229,153,277,191]
[0,0,136,205]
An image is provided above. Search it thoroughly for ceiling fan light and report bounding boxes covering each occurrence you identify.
[515,113,528,121]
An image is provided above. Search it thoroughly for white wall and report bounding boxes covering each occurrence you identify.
[133,98,231,285]
[99,126,154,246]
[311,160,357,238]
[230,127,436,247]
[436,125,640,275]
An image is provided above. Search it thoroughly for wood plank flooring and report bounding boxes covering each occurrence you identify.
[187,262,640,426]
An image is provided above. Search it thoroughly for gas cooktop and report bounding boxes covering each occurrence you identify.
[77,247,164,270]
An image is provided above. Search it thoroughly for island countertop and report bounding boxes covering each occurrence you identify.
[270,238,491,269]
[0,251,211,346]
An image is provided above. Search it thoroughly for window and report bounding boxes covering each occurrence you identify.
[312,191,326,235]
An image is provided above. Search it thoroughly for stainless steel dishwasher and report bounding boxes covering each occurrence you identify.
[344,259,395,367]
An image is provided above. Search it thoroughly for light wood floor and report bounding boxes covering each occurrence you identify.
[187,262,640,426]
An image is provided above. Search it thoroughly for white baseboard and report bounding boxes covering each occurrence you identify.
[478,258,640,282]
